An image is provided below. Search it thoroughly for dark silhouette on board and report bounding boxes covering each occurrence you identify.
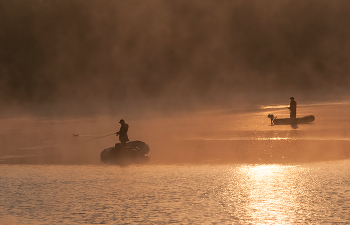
[116,119,129,145]
[288,97,297,119]
[99,119,149,164]
[267,97,315,125]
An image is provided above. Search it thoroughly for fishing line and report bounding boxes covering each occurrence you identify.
[17,133,116,150]
[75,133,116,144]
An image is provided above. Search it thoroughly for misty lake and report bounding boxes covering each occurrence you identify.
[3,0,350,223]
[1,101,350,224]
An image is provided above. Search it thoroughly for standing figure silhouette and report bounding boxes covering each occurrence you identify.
[288,97,297,119]
[116,119,129,145]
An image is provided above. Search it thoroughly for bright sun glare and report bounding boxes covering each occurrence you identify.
[235,164,301,224]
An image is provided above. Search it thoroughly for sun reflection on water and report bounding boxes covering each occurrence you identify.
[225,164,307,224]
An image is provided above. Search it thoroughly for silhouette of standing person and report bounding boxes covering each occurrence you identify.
[288,97,297,119]
[116,119,129,145]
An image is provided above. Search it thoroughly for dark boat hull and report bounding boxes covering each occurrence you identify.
[100,141,150,164]
[273,115,315,125]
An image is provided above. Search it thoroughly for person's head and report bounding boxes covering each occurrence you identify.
[119,119,125,124]
[290,97,295,100]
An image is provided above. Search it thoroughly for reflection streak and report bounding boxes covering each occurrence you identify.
[225,165,307,224]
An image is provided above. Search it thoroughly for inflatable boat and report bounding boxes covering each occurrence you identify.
[268,114,315,125]
[100,140,150,164]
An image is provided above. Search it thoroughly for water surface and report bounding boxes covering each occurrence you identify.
[1,162,350,224]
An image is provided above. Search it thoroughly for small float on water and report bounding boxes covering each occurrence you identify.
[100,140,150,164]
[268,114,315,125]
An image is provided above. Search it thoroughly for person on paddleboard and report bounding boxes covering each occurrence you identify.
[288,97,297,119]
[116,119,129,145]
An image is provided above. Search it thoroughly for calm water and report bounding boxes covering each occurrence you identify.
[1,162,350,224]
[1,101,350,224]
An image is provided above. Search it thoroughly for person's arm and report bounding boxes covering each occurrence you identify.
[116,127,122,135]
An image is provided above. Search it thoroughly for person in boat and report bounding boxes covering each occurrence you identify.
[288,97,297,119]
[116,119,129,145]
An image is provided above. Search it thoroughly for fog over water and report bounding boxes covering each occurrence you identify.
[1,101,350,165]
[1,0,350,115]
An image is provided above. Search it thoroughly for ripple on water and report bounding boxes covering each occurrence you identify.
[1,162,350,224]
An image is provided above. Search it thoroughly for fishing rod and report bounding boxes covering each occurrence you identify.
[18,133,116,150]
[73,133,116,144]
